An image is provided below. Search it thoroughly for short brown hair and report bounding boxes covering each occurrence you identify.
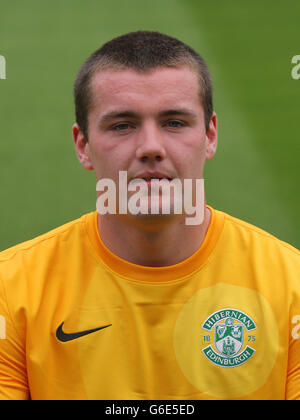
[74,31,214,140]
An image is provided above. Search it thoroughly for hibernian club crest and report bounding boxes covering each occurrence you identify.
[202,309,257,368]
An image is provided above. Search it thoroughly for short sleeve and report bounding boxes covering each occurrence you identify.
[0,275,29,400]
[286,313,300,400]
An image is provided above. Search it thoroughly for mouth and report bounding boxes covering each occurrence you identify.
[131,177,173,187]
[141,177,172,181]
[132,172,174,183]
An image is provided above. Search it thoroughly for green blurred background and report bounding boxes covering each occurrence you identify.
[0,0,299,250]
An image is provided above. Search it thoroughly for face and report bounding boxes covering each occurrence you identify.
[73,66,217,219]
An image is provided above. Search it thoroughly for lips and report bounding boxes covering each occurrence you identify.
[133,172,173,181]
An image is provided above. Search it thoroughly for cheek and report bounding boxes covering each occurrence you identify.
[171,135,207,176]
[89,140,134,179]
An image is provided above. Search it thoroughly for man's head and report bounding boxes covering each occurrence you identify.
[73,31,214,141]
[72,31,217,224]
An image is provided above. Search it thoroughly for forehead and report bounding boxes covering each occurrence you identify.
[89,66,202,114]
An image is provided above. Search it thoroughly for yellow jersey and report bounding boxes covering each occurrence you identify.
[0,205,299,400]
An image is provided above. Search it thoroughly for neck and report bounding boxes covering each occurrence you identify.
[97,205,212,267]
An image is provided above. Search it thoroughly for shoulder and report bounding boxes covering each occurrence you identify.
[212,208,300,295]
[215,207,299,261]
[223,209,300,254]
[0,212,96,315]
[0,213,96,336]
[0,212,94,266]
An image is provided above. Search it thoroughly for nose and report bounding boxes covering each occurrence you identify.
[135,123,166,162]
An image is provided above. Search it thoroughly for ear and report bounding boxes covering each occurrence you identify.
[72,123,94,170]
[205,112,218,161]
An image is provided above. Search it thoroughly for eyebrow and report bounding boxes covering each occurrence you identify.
[98,108,198,126]
[158,109,198,120]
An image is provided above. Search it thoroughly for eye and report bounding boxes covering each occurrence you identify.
[112,123,132,131]
[165,120,186,129]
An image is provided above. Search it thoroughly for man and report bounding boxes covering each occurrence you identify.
[0,31,299,400]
